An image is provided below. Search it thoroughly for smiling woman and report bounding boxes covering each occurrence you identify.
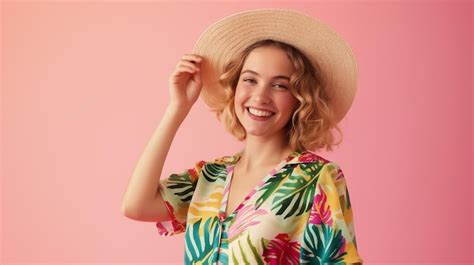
[122,8,363,264]
[233,45,299,140]
[216,39,341,153]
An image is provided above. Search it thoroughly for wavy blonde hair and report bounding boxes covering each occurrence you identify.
[213,39,343,152]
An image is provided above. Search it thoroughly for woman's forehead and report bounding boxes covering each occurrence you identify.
[242,48,295,77]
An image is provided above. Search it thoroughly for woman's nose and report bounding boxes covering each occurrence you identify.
[252,85,271,104]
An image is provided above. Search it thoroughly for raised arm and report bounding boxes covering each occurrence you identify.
[121,54,203,221]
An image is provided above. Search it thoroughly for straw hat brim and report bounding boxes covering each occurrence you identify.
[192,8,358,123]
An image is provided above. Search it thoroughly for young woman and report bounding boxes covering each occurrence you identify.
[122,9,363,264]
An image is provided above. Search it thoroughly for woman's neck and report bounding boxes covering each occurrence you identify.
[237,135,295,172]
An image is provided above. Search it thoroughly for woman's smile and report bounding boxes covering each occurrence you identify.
[246,107,275,121]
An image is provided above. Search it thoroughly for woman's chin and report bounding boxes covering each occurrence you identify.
[243,128,267,137]
[245,129,281,138]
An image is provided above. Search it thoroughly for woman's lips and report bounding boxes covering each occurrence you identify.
[246,106,274,113]
[246,107,274,121]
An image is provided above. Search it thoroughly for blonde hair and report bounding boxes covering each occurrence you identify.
[213,39,343,152]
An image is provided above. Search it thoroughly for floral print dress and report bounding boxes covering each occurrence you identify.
[156,150,363,264]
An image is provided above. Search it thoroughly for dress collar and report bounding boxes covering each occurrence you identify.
[211,149,330,166]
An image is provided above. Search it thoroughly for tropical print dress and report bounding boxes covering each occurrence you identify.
[156,150,363,264]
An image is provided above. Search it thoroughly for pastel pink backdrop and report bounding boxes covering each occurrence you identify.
[1,1,472,264]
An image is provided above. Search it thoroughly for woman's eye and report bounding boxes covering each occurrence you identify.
[274,84,288,89]
[242,79,287,89]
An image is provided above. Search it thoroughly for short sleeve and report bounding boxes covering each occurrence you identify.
[300,162,363,264]
[155,160,205,236]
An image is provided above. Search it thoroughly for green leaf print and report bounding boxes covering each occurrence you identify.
[300,222,347,264]
[238,239,249,263]
[247,234,265,265]
[202,163,227,183]
[271,163,321,219]
[184,216,227,264]
[231,232,265,265]
[255,165,296,209]
[167,171,198,202]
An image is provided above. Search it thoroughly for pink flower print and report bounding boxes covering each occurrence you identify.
[298,151,329,164]
[262,233,301,265]
[308,183,332,226]
[155,201,186,236]
[228,204,266,239]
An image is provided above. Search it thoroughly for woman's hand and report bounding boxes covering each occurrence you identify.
[167,54,203,113]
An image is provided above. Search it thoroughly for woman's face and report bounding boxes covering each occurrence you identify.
[234,46,299,139]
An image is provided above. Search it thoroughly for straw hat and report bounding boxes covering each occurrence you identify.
[192,8,358,123]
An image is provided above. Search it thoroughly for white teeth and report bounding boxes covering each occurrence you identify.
[248,107,274,117]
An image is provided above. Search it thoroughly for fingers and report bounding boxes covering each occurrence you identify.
[181,54,203,64]
[179,54,202,69]
[173,54,202,76]
[170,54,202,80]
[172,66,198,78]
[180,62,200,72]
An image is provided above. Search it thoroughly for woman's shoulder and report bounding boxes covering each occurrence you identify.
[292,151,346,182]
[287,149,334,165]
[207,151,241,166]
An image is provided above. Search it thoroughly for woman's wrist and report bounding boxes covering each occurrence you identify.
[165,103,190,120]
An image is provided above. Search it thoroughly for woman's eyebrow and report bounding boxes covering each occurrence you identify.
[241,69,290,80]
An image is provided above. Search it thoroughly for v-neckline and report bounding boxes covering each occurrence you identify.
[219,150,301,222]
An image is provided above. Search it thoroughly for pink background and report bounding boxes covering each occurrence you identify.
[1,1,472,264]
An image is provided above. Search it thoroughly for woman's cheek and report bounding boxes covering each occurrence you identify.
[234,88,246,108]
